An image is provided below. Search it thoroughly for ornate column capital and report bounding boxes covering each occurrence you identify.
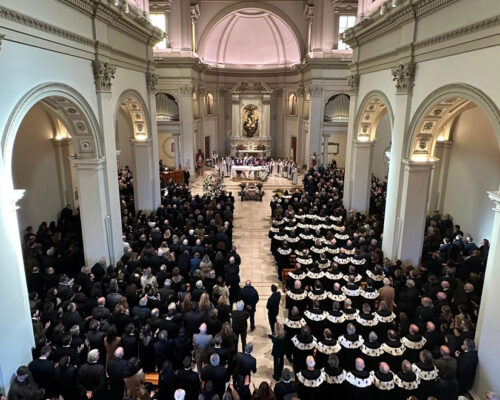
[149,0,173,13]
[92,60,116,93]
[179,84,194,96]
[304,4,314,24]
[308,85,323,97]
[392,62,415,95]
[190,2,200,23]
[347,73,360,95]
[146,72,159,91]
[296,85,305,97]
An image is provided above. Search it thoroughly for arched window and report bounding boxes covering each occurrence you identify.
[324,93,350,122]
[155,92,179,121]
[288,93,297,116]
[206,93,214,115]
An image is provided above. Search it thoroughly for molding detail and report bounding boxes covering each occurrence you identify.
[347,73,360,95]
[92,61,116,93]
[190,2,200,23]
[392,63,415,94]
[0,5,94,47]
[304,4,314,24]
[146,72,159,91]
[308,85,323,96]
[179,84,194,96]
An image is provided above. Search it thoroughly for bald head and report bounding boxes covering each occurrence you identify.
[114,347,124,359]
[379,362,390,374]
[306,355,315,369]
[355,358,365,371]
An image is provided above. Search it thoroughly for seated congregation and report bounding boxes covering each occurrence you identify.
[268,165,485,400]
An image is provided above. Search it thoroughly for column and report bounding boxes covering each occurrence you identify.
[308,84,324,168]
[0,186,35,392]
[173,133,181,168]
[427,140,453,213]
[179,84,195,173]
[396,159,435,266]
[130,139,155,211]
[216,88,226,155]
[190,2,200,53]
[382,63,415,261]
[343,73,359,210]
[322,134,330,166]
[262,94,271,139]
[295,87,305,164]
[304,4,314,54]
[52,138,74,206]
[474,191,500,397]
[231,94,240,139]
[146,71,161,209]
[350,139,376,214]
[92,60,124,264]
[71,158,112,265]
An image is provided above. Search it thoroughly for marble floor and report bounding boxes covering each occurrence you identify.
[191,173,298,385]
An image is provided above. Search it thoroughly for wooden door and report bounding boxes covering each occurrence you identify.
[291,136,297,162]
[204,136,210,160]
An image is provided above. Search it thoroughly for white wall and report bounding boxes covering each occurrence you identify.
[12,104,64,231]
[443,107,500,241]
[372,112,391,180]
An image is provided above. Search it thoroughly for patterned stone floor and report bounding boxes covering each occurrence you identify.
[191,173,298,385]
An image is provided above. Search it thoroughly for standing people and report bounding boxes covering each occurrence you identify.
[240,280,260,331]
[267,284,281,337]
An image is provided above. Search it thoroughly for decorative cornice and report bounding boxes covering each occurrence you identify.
[0,4,95,47]
[92,60,116,92]
[344,0,462,48]
[392,62,415,94]
[347,73,360,95]
[146,72,159,91]
[70,156,106,170]
[149,1,173,13]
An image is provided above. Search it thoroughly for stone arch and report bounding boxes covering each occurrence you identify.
[355,90,394,141]
[2,82,103,180]
[198,2,305,64]
[405,83,500,160]
[114,89,152,141]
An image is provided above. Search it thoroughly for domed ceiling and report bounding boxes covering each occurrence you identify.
[200,9,301,69]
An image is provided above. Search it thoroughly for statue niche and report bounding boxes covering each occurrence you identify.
[243,105,259,137]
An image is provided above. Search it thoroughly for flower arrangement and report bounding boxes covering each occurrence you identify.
[256,144,267,150]
[258,170,269,181]
[236,144,245,151]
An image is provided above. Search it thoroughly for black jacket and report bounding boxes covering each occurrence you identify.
[266,292,281,316]
[77,363,106,400]
[233,352,257,377]
[231,310,250,333]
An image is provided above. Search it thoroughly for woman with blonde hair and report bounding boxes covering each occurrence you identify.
[199,292,213,314]
[217,293,231,324]
[271,321,287,380]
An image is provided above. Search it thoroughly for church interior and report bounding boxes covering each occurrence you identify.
[1,0,500,399]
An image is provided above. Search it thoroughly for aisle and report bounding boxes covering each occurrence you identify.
[192,174,297,385]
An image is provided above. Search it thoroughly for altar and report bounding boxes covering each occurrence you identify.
[230,81,273,157]
[231,165,267,180]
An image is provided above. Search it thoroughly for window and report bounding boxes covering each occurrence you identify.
[288,93,297,116]
[337,15,356,50]
[150,13,167,50]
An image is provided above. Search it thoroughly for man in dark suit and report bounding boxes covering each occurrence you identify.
[267,284,281,337]
[53,355,78,400]
[201,353,229,398]
[233,343,257,380]
[456,338,478,395]
[7,366,44,400]
[62,302,83,331]
[175,357,201,400]
[274,368,299,400]
[77,349,106,400]
[240,280,259,331]
[52,334,82,366]
[29,345,56,398]
[107,347,129,400]
[232,301,250,352]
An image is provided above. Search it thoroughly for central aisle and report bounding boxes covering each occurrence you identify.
[192,174,297,384]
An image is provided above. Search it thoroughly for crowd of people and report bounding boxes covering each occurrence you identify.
[267,165,487,400]
[10,160,494,400]
[16,173,278,400]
